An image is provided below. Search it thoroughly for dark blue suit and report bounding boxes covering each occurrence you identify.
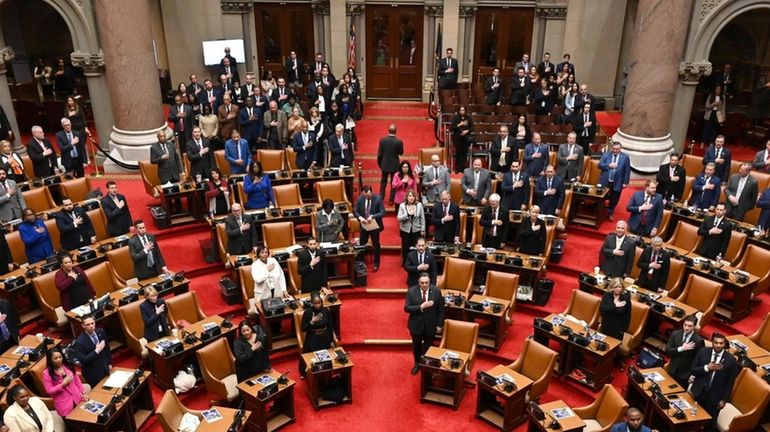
[199,87,223,113]
[140,299,170,342]
[75,328,111,387]
[598,151,631,214]
[291,131,317,170]
[626,191,663,236]
[238,106,262,150]
[690,347,738,425]
[500,170,529,211]
[523,142,549,177]
[702,145,732,181]
[610,423,651,432]
[224,138,251,174]
[534,175,565,216]
[692,174,722,209]
[758,188,770,230]
[328,133,353,167]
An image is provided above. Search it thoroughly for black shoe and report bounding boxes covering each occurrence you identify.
[410,365,420,375]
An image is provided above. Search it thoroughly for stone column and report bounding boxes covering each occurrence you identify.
[329,0,347,75]
[70,51,114,165]
[0,45,21,154]
[612,0,694,174]
[93,0,171,170]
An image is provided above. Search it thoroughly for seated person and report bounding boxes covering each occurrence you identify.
[251,245,289,303]
[140,286,170,343]
[54,251,95,312]
[74,315,112,388]
[233,320,270,382]
[42,347,88,417]
[299,292,334,378]
[128,219,170,280]
[316,198,344,242]
[243,160,276,210]
[54,196,96,250]
[3,384,55,432]
[18,208,54,264]
[518,205,546,255]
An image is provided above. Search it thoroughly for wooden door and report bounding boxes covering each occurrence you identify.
[473,7,534,80]
[366,5,423,99]
[253,4,315,80]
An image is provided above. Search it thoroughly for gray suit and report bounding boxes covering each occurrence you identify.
[421,164,450,203]
[752,149,770,173]
[723,174,758,221]
[316,209,344,242]
[461,168,492,205]
[556,143,585,181]
[0,180,25,221]
[150,140,183,184]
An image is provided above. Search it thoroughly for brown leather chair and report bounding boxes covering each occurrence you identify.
[196,338,238,403]
[262,221,295,250]
[286,148,299,170]
[181,153,191,178]
[87,208,109,242]
[657,209,673,240]
[118,301,149,359]
[238,265,258,314]
[439,319,479,374]
[436,257,475,295]
[676,273,722,328]
[664,258,687,298]
[723,229,747,265]
[449,177,463,204]
[618,301,650,357]
[6,231,27,264]
[316,180,350,205]
[560,188,574,222]
[573,384,628,432]
[84,262,127,297]
[668,221,701,253]
[681,154,704,179]
[584,159,601,185]
[166,292,207,326]
[419,147,446,166]
[156,389,206,432]
[215,223,230,265]
[32,271,68,327]
[29,358,51,397]
[628,246,644,280]
[59,177,93,203]
[138,160,161,198]
[213,150,231,178]
[286,256,301,294]
[484,271,518,324]
[562,289,601,329]
[236,182,248,208]
[681,176,695,204]
[715,368,770,432]
[736,244,770,295]
[748,313,770,351]
[469,213,484,246]
[273,183,303,207]
[22,187,56,213]
[106,246,135,284]
[21,155,35,177]
[256,149,287,172]
[506,339,557,401]
[42,218,61,252]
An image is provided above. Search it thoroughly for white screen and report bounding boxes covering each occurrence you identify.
[202,39,245,66]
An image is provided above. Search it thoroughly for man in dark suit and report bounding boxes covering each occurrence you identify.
[509,67,530,106]
[421,155,451,204]
[656,153,686,201]
[285,51,305,88]
[404,272,445,375]
[479,194,509,249]
[626,180,664,237]
[484,68,504,105]
[270,78,294,110]
[188,74,204,99]
[101,181,132,237]
[168,94,193,146]
[404,238,437,288]
[752,139,770,173]
[199,79,222,113]
[55,196,96,250]
[139,287,170,342]
[573,84,596,114]
[128,219,169,280]
[600,220,636,278]
[238,97,262,153]
[535,165,565,216]
[702,135,731,181]
[723,162,758,221]
[692,163,722,210]
[501,160,529,211]
[523,133,550,177]
[536,52,555,80]
[75,315,112,387]
[572,103,597,155]
[556,132,584,182]
[490,125,517,173]
[513,54,531,77]
[218,54,239,86]
[636,236,670,293]
[432,191,461,243]
[150,131,183,184]
[27,125,58,178]
[328,124,354,167]
[224,204,257,256]
[218,93,240,144]
[461,159,492,206]
[354,186,385,271]
[56,118,86,178]
[758,186,770,231]
[696,203,732,260]
[437,48,459,90]
[557,53,576,78]
[296,237,328,293]
[0,299,19,354]
[690,333,738,429]
[185,127,212,179]
[291,121,317,170]
[598,142,631,219]
[377,124,404,203]
[311,52,330,77]
[664,315,704,387]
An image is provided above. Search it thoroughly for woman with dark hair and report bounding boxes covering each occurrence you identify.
[233,320,270,382]
[187,92,202,126]
[176,82,188,100]
[54,251,95,312]
[392,161,418,206]
[336,84,354,120]
[512,114,532,155]
[528,65,540,100]
[316,199,344,242]
[312,85,328,120]
[42,347,88,417]
[205,168,230,216]
[299,292,334,378]
[327,101,344,133]
[53,58,74,98]
[451,106,474,172]
[64,96,89,140]
[599,278,632,340]
[260,69,277,94]
[251,245,287,303]
[534,78,554,115]
[701,85,725,146]
[243,161,275,210]
[199,103,219,148]
[397,190,425,263]
[18,208,53,264]
[3,383,54,431]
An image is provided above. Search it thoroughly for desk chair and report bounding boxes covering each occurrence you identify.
[213,150,231,178]
[681,176,695,204]
[273,183,303,207]
[138,160,161,199]
[680,154,703,179]
[84,261,126,297]
[262,221,295,250]
[86,208,109,242]
[664,258,687,298]
[723,229,747,265]
[238,265,257,315]
[315,180,350,205]
[562,289,601,329]
[59,177,92,203]
[22,187,56,214]
[748,313,770,351]
[484,271,518,324]
[449,177,463,204]
[215,223,229,266]
[667,221,700,253]
[106,246,135,284]
[439,319,479,375]
[618,301,650,357]
[736,244,770,296]
[21,155,35,177]
[506,339,557,402]
[32,271,68,328]
[559,188,574,222]
[6,231,27,264]
[716,368,770,432]
[573,384,628,432]
[166,292,207,327]
[469,214,484,247]
[629,247,644,280]
[42,218,61,252]
[196,338,238,404]
[676,273,722,328]
[256,149,286,172]
[584,159,601,185]
[436,257,475,296]
[419,147,446,167]
[118,301,150,359]
[156,390,207,432]
[3,378,66,431]
[286,256,301,294]
[656,209,673,240]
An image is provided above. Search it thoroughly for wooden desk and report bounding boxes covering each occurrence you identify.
[570,184,609,228]
[301,347,353,410]
[0,266,42,326]
[727,334,770,360]
[419,346,470,410]
[157,181,206,227]
[146,316,237,390]
[236,369,296,432]
[433,246,545,289]
[527,400,585,432]
[1,335,61,361]
[476,365,533,431]
[462,294,511,351]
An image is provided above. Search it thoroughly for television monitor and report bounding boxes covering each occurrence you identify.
[202,39,245,66]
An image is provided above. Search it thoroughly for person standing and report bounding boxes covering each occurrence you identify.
[534,165,565,216]
[56,118,86,178]
[354,186,385,272]
[0,299,19,355]
[490,125,516,173]
[600,220,635,278]
[128,219,170,280]
[451,107,473,173]
[701,86,726,147]
[234,321,270,382]
[54,251,96,312]
[3,384,55,432]
[692,163,722,211]
[664,315,704,387]
[299,292,335,378]
[316,199,344,243]
[484,68,503,105]
[55,196,96,250]
[185,127,212,180]
[392,161,418,207]
[140,286,170,343]
[168,94,193,146]
[599,278,631,340]
[225,130,250,175]
[723,162,758,221]
[397,190,425,264]
[437,48,458,89]
[377,124,403,204]
[518,205,546,256]
[572,104,597,155]
[262,101,288,150]
[18,208,54,264]
[291,120,317,170]
[243,161,276,210]
[609,408,655,432]
[0,167,25,222]
[74,315,112,388]
[523,132,549,177]
[405,273,445,375]
[150,131,183,185]
[421,155,450,204]
[752,139,770,174]
[556,132,585,183]
[404,238,437,288]
[626,180,664,238]
[598,142,631,220]
[696,203,731,260]
[479,194,509,249]
[296,237,328,293]
[251,245,288,303]
[702,135,731,182]
[42,347,88,418]
[655,153,686,202]
[27,125,58,179]
[461,158,492,206]
[224,203,257,255]
[635,237,671,293]
[690,333,738,430]
[432,191,461,244]
[500,160,529,211]
[101,181,132,237]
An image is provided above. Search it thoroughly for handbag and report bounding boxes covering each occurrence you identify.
[636,346,664,368]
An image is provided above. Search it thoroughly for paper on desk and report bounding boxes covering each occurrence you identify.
[671,399,692,410]
[104,370,134,388]
[70,305,91,317]
[643,371,666,382]
[319,242,342,249]
[440,351,460,361]
[551,408,575,419]
[285,245,302,253]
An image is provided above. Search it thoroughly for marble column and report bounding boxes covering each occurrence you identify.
[70,51,114,166]
[612,0,694,174]
[93,0,171,170]
[0,45,21,154]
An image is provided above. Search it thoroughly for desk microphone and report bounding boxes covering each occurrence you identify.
[277,370,290,385]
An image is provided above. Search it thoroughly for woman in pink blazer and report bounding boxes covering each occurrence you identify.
[391,161,418,205]
[42,347,88,417]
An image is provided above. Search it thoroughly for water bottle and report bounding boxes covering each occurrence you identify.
[482,298,490,309]
[691,402,698,416]
[683,199,689,208]
[716,253,722,265]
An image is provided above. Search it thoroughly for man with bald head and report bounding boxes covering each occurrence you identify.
[27,125,58,178]
[609,407,655,432]
[224,203,258,255]
[422,154,450,204]
[600,220,635,278]
[479,194,509,249]
[377,124,404,204]
[263,100,288,150]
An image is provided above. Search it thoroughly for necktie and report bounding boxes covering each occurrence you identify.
[709,352,719,388]
[0,322,9,341]
[365,199,370,218]
[197,140,202,150]
[143,236,154,267]
[736,178,746,199]
[248,108,252,118]
[648,251,657,279]
[492,209,498,237]
[683,332,690,345]
[434,168,438,180]
[716,148,722,159]
[547,178,552,190]
[90,332,99,347]
[419,253,424,265]
[444,204,449,217]
[714,217,721,228]
[422,289,428,303]
[609,155,618,182]
[583,114,589,136]
[569,145,574,155]
[474,171,479,190]
[237,141,241,160]
[226,105,231,114]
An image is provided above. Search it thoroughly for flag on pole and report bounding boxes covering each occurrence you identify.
[434,22,443,61]
[348,24,357,70]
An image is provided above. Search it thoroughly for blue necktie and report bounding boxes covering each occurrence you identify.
[0,323,9,341]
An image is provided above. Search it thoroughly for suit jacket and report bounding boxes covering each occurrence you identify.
[636,246,671,291]
[316,209,344,242]
[572,111,597,143]
[199,87,223,112]
[479,205,509,248]
[600,234,636,277]
[296,248,328,293]
[537,61,555,79]
[354,195,385,231]
[702,145,732,181]
[523,142,550,177]
[556,143,585,181]
[484,76,504,105]
[262,109,288,143]
[461,168,492,205]
[26,137,57,178]
[217,64,240,86]
[692,174,722,209]
[291,131,317,170]
[224,214,257,255]
[598,151,631,191]
[168,103,193,143]
[404,284,445,335]
[437,57,458,89]
[656,163,687,201]
[377,135,403,173]
[150,141,182,184]
[421,165,450,203]
[185,137,213,178]
[328,133,354,167]
[574,93,596,113]
[224,138,250,174]
[697,215,732,259]
[518,217,546,255]
[501,170,529,211]
[140,298,170,342]
[690,347,738,408]
[432,201,461,242]
[664,329,705,384]
[101,193,132,237]
[509,75,530,105]
[513,61,532,75]
[55,129,86,172]
[752,149,770,173]
[534,175,565,216]
[404,250,437,288]
[285,58,305,83]
[55,206,95,250]
[75,328,111,387]
[626,191,664,236]
[490,136,517,172]
[128,233,166,280]
[724,174,758,221]
[0,299,19,347]
[3,397,54,432]
[609,423,651,432]
[758,188,770,229]
[269,86,294,108]
[217,104,240,141]
[239,105,262,141]
[0,179,25,221]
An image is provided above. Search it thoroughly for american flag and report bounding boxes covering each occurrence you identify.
[348,24,356,69]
